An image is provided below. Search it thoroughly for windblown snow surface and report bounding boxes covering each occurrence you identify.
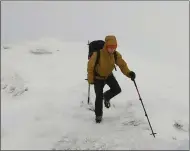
[1,38,189,150]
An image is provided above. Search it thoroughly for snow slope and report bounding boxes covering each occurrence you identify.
[1,38,189,150]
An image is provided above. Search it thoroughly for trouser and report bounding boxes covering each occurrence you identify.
[94,73,121,117]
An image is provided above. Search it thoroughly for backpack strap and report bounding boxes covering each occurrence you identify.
[113,51,117,71]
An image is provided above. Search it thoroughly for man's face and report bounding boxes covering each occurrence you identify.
[106,45,117,54]
[107,48,116,54]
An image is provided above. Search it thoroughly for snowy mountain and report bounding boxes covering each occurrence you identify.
[1,38,189,150]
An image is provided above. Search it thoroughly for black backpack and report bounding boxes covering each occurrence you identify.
[87,40,117,76]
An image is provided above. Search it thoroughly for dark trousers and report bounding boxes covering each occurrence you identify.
[94,74,121,117]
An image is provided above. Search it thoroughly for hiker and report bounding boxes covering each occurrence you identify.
[87,35,136,123]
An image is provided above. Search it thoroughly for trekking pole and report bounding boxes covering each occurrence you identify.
[87,40,90,105]
[133,79,157,138]
[87,83,90,104]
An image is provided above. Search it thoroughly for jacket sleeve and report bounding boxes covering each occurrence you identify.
[115,51,131,78]
[87,52,97,83]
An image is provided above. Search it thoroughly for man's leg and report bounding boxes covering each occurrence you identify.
[94,79,105,121]
[104,74,121,107]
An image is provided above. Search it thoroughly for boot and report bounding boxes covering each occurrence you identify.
[103,95,110,108]
[95,116,102,123]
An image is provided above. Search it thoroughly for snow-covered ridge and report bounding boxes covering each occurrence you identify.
[1,38,189,150]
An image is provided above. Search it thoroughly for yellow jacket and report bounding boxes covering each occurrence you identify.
[87,35,131,83]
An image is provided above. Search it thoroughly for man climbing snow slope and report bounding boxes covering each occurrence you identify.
[87,35,136,123]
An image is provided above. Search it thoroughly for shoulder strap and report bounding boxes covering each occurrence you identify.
[113,51,117,71]
[114,51,117,62]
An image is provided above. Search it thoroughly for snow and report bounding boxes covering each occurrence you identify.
[1,38,189,150]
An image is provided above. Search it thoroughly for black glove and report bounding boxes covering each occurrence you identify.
[129,71,136,81]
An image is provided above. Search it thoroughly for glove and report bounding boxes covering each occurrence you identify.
[128,71,136,81]
[87,75,94,84]
[89,81,94,85]
[88,78,94,85]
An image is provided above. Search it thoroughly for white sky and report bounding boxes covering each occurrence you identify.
[1,1,189,65]
[2,1,189,45]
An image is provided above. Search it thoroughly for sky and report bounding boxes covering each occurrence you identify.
[1,1,189,45]
[1,1,189,70]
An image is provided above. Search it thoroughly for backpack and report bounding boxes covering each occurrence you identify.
[87,40,117,77]
[88,40,105,60]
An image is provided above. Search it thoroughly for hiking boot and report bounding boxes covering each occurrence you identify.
[95,116,102,123]
[104,100,110,108]
[103,95,110,108]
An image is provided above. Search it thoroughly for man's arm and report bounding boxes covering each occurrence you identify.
[87,52,97,84]
[115,51,131,78]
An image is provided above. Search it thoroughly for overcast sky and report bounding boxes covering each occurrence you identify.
[1,1,189,75]
[2,1,188,43]
[1,1,189,61]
